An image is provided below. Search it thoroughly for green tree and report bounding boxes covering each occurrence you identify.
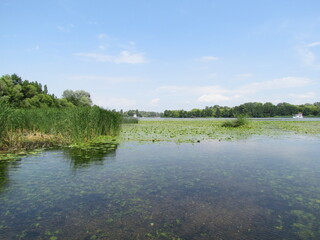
[62,90,93,107]
[263,102,276,117]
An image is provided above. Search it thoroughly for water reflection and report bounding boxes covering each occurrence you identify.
[63,142,118,169]
[0,162,10,191]
[0,160,20,192]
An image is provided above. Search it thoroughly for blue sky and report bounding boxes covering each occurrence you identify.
[1,0,320,111]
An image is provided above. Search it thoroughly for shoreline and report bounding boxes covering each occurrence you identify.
[1,119,319,161]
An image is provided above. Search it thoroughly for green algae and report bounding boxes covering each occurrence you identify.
[0,149,43,162]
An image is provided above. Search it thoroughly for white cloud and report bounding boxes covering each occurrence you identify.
[306,41,320,47]
[235,73,253,78]
[196,56,219,62]
[69,75,139,83]
[298,47,318,68]
[57,24,74,32]
[26,45,40,52]
[289,92,316,99]
[98,44,107,50]
[208,73,217,78]
[198,94,230,103]
[157,77,311,104]
[57,26,65,31]
[87,21,98,25]
[297,43,320,70]
[75,52,113,62]
[150,98,160,106]
[240,77,310,93]
[114,51,146,64]
[93,96,137,109]
[75,51,146,64]
[157,85,226,96]
[98,33,107,39]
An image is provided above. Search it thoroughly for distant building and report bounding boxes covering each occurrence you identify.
[293,112,303,118]
[133,113,137,118]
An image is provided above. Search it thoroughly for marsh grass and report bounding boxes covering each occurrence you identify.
[0,101,13,141]
[122,117,139,124]
[0,105,122,150]
[221,116,249,128]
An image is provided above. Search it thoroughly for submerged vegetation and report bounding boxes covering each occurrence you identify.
[1,138,320,239]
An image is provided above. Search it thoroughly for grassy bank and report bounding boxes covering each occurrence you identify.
[0,102,122,151]
[120,119,320,143]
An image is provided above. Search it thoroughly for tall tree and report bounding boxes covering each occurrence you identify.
[62,89,93,107]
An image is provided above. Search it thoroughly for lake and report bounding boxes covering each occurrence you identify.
[0,136,320,239]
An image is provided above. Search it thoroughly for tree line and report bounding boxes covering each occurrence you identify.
[2,74,319,118]
[0,74,92,108]
[163,102,320,118]
[122,109,163,118]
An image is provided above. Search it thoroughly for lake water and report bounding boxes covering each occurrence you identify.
[0,137,320,239]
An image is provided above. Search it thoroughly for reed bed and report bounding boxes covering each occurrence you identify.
[0,104,122,150]
[0,101,13,141]
[122,117,139,124]
[221,115,249,128]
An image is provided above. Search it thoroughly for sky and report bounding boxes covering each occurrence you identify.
[1,0,320,111]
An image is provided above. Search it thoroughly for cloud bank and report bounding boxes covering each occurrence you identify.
[157,77,312,105]
[76,51,146,64]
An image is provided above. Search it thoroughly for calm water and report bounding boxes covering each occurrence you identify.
[1,137,320,240]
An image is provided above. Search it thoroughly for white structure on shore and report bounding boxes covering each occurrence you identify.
[293,113,303,118]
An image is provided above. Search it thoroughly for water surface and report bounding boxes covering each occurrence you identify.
[0,137,320,239]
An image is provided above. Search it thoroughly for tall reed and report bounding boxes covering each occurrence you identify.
[1,106,122,149]
[122,117,139,124]
[221,115,249,128]
[0,100,13,143]
[66,106,122,142]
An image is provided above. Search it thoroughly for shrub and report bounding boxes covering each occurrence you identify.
[221,115,249,128]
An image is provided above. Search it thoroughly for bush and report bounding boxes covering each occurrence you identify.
[221,115,249,128]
